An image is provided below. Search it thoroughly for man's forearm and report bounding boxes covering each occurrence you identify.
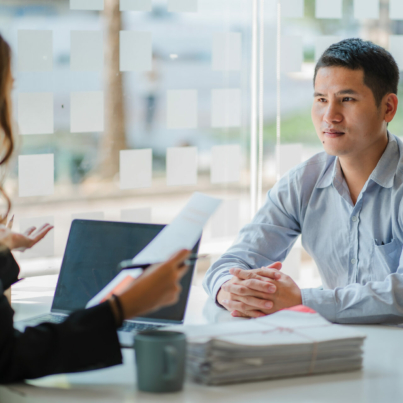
[302,273,403,324]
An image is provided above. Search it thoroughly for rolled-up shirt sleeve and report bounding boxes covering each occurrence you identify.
[302,271,403,324]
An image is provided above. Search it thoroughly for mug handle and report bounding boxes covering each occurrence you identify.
[163,345,178,380]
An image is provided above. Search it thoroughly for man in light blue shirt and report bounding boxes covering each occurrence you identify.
[203,38,403,324]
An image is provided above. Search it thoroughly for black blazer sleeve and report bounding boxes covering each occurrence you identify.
[0,250,122,384]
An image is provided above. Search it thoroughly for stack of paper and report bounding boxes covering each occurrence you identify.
[168,310,365,385]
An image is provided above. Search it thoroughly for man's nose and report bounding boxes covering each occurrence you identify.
[323,102,343,124]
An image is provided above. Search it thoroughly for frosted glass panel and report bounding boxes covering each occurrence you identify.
[315,0,342,19]
[120,31,152,72]
[354,0,379,19]
[281,36,303,73]
[120,149,152,189]
[18,93,53,135]
[276,143,303,177]
[167,90,198,129]
[315,36,341,61]
[211,199,240,238]
[18,30,52,72]
[72,212,105,220]
[18,154,54,197]
[211,145,241,184]
[211,89,241,128]
[390,0,403,20]
[168,0,198,12]
[121,208,152,223]
[166,147,198,186]
[70,31,103,72]
[390,36,403,71]
[70,0,104,10]
[19,216,54,259]
[120,0,152,11]
[71,92,104,133]
[212,32,241,71]
[281,0,304,18]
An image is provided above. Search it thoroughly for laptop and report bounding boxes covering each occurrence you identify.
[14,219,200,347]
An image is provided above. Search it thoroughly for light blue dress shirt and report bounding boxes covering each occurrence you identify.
[203,133,403,324]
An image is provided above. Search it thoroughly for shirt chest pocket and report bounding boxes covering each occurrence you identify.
[371,238,402,281]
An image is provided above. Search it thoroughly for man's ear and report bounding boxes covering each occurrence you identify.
[384,93,398,124]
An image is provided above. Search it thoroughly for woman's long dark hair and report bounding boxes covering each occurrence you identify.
[0,34,14,219]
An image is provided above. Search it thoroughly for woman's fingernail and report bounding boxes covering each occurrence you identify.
[267,285,276,293]
[265,301,273,308]
[222,300,228,305]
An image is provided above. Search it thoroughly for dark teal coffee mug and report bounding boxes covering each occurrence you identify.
[134,330,187,393]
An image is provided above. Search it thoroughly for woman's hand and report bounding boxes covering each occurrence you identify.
[0,223,54,251]
[115,249,191,321]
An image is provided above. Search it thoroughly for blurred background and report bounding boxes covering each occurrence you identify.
[1,0,402,289]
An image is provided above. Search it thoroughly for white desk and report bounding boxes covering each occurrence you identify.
[1,275,403,402]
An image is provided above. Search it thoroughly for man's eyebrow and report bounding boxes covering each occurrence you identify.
[313,89,359,97]
[335,89,359,96]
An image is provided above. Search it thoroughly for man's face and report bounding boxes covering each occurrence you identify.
[312,66,386,157]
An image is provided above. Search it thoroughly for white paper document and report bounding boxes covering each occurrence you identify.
[86,268,142,308]
[131,192,221,266]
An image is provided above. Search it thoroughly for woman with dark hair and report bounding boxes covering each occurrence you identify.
[0,34,190,383]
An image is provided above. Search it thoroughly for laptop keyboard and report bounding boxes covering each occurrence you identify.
[18,314,163,334]
[19,314,67,327]
[118,322,164,333]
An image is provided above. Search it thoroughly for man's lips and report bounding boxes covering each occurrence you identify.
[323,130,345,138]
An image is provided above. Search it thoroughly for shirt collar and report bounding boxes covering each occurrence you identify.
[316,132,399,190]
[369,132,398,189]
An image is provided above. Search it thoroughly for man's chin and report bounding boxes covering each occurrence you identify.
[321,143,348,157]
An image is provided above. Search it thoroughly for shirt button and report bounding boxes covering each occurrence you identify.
[351,258,357,264]
[352,216,358,222]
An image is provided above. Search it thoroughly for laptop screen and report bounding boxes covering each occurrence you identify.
[52,220,199,323]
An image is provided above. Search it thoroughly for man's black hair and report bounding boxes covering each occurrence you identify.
[314,38,400,107]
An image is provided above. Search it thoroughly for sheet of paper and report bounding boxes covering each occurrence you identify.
[390,0,403,20]
[212,33,241,71]
[166,147,198,186]
[211,88,241,128]
[121,208,152,223]
[70,0,104,10]
[168,0,198,12]
[120,0,152,11]
[211,144,241,184]
[70,91,104,133]
[120,31,152,72]
[315,36,341,61]
[131,192,221,265]
[167,90,198,129]
[18,154,54,197]
[281,36,302,73]
[389,36,403,71]
[86,268,143,308]
[71,31,103,72]
[315,0,342,19]
[281,0,304,18]
[72,211,105,221]
[18,30,53,72]
[18,216,54,259]
[120,149,152,189]
[18,92,54,135]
